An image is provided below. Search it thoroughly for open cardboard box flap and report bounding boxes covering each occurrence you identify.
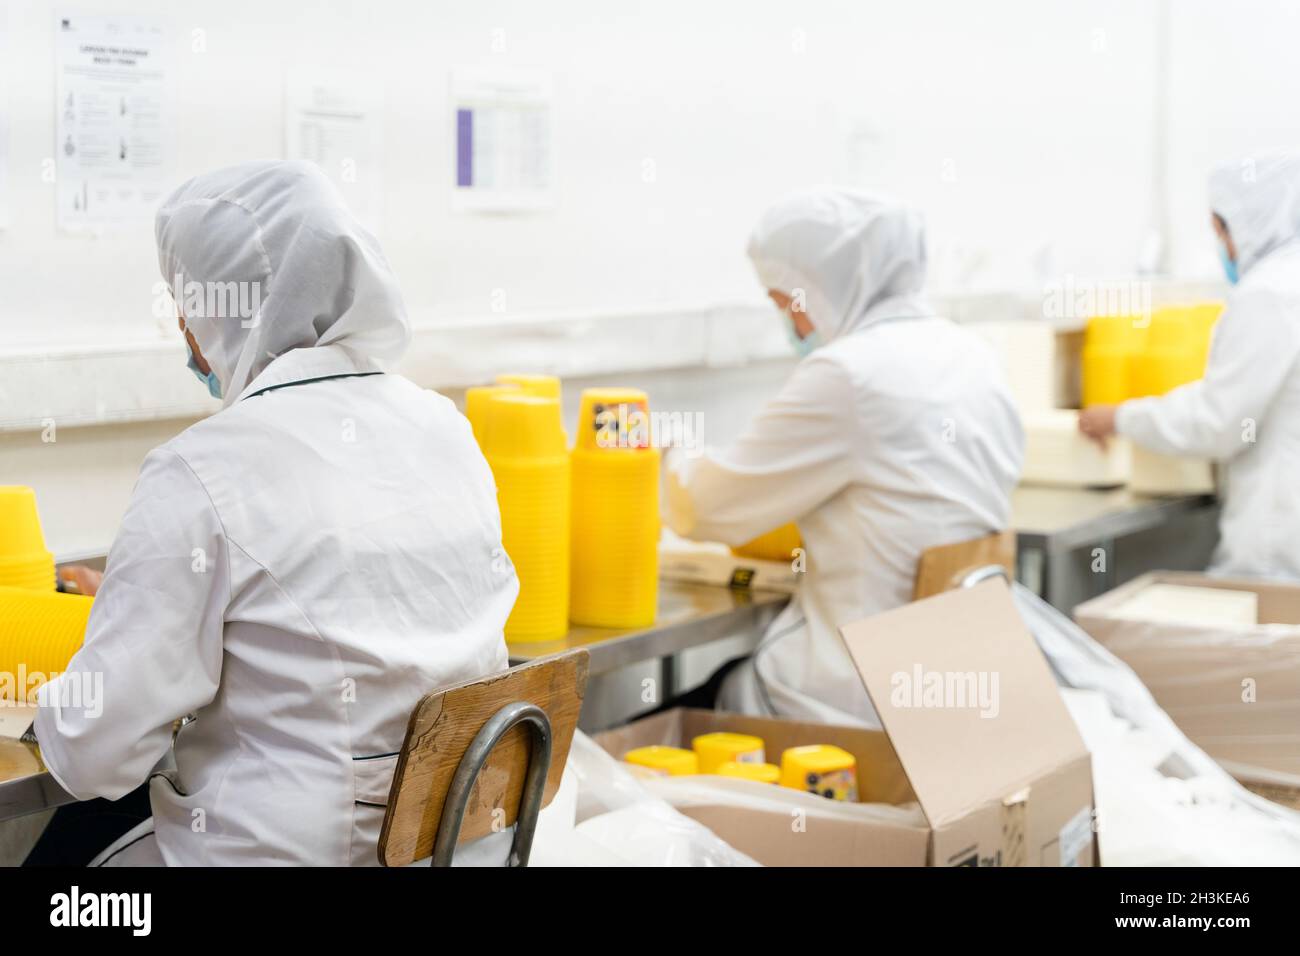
[839,578,1088,828]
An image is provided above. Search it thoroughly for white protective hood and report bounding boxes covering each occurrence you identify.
[746,187,931,342]
[155,160,411,406]
[1208,150,1300,276]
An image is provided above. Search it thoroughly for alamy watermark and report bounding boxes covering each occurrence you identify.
[152,273,263,328]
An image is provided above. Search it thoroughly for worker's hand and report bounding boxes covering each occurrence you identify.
[1078,405,1118,450]
[60,565,103,597]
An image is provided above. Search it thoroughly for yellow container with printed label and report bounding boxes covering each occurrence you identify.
[569,388,660,628]
[624,745,698,777]
[717,761,780,784]
[692,732,766,774]
[780,745,859,801]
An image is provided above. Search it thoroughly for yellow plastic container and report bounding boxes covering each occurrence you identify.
[0,486,57,592]
[0,587,93,701]
[716,761,781,784]
[1129,307,1208,399]
[464,384,521,446]
[780,744,859,801]
[480,393,570,642]
[496,374,561,400]
[731,523,802,563]
[624,745,698,776]
[569,388,660,629]
[1081,314,1148,407]
[692,731,766,774]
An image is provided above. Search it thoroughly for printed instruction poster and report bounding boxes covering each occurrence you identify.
[451,68,554,212]
[55,14,168,232]
[285,71,384,233]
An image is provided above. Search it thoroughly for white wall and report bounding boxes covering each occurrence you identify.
[3,0,1299,555]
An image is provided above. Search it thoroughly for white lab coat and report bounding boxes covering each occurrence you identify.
[1118,153,1300,581]
[36,162,518,865]
[668,190,1024,725]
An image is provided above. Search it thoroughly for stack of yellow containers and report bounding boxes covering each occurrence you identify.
[570,388,660,628]
[1081,314,1148,407]
[0,486,57,591]
[478,386,570,642]
[0,587,93,701]
[1081,303,1222,406]
[1130,307,1212,399]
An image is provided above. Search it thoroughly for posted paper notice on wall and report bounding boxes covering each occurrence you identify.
[55,14,168,232]
[451,68,554,212]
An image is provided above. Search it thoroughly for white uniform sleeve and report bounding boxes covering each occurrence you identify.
[1117,288,1300,460]
[667,354,857,545]
[35,448,229,801]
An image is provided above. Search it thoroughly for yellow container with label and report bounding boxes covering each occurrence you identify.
[569,388,660,628]
[496,373,562,400]
[731,523,802,564]
[624,745,698,776]
[480,393,570,642]
[716,761,781,784]
[0,587,93,701]
[780,745,859,801]
[692,732,766,774]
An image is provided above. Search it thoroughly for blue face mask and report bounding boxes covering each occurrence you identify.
[186,342,223,399]
[784,314,822,358]
[1218,240,1239,285]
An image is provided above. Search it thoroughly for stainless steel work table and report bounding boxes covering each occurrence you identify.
[1012,485,1219,610]
[0,579,789,824]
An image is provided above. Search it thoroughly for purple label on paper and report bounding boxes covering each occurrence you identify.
[456,109,473,187]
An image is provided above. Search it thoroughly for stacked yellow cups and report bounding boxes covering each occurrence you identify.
[464,384,521,445]
[0,587,93,701]
[480,393,571,642]
[570,388,660,628]
[0,486,57,591]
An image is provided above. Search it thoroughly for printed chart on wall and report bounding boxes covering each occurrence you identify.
[54,14,168,233]
[285,71,384,233]
[452,69,555,212]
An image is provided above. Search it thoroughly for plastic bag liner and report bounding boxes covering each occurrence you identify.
[528,730,759,867]
[1012,581,1300,865]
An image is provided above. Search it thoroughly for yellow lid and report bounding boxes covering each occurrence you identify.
[480,394,567,460]
[464,385,521,445]
[716,761,780,784]
[496,373,561,400]
[691,732,766,774]
[624,745,698,776]
[780,744,858,793]
[575,388,652,452]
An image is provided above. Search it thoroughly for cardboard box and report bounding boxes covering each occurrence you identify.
[1075,571,1300,787]
[596,580,1097,866]
[1021,409,1131,488]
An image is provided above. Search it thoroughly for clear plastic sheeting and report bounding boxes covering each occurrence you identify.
[1013,582,1300,866]
[529,731,759,867]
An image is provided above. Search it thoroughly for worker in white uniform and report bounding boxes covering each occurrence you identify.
[34,161,518,865]
[667,188,1025,726]
[1080,152,1300,581]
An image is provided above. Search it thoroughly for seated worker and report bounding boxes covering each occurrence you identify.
[34,161,518,865]
[1080,152,1300,582]
[667,188,1024,726]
